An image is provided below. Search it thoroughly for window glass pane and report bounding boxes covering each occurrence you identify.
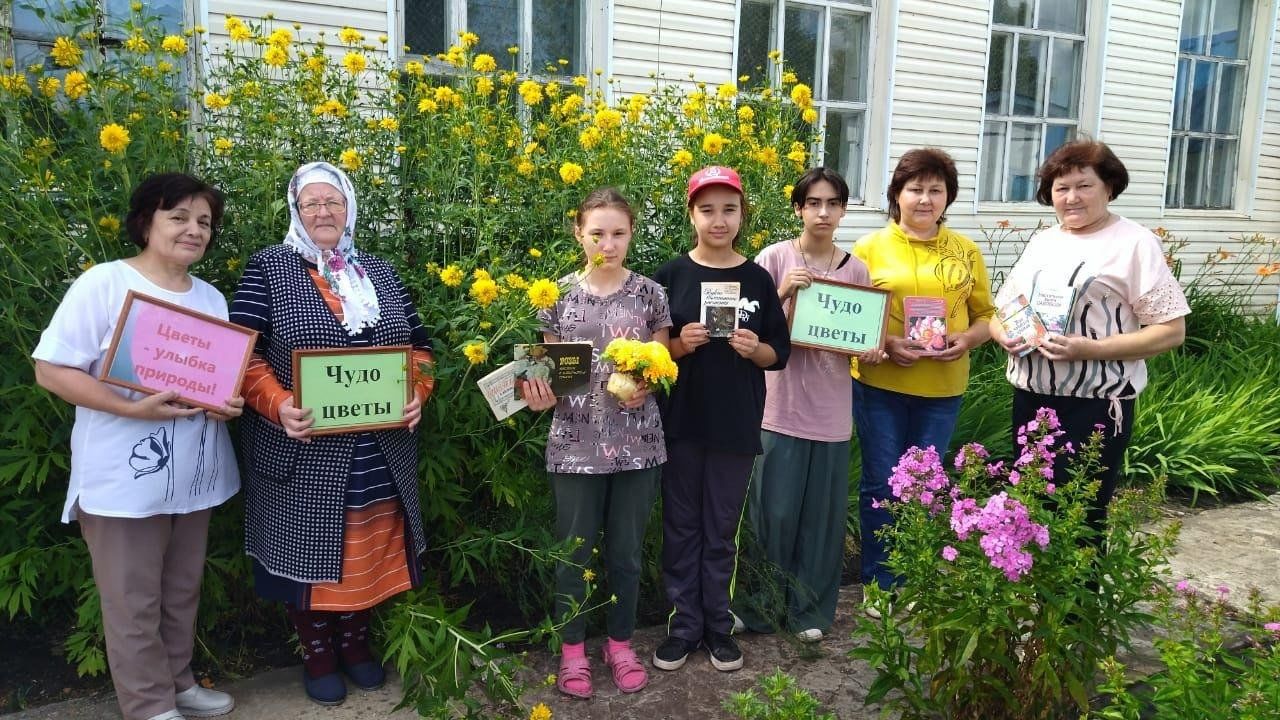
[14,40,52,72]
[468,0,519,62]
[980,120,1008,201]
[1165,136,1184,206]
[406,0,448,56]
[1183,136,1207,207]
[1207,138,1237,207]
[532,0,580,73]
[1187,59,1214,132]
[737,0,775,82]
[1178,0,1210,54]
[1047,38,1081,119]
[1209,0,1251,59]
[105,0,184,34]
[14,6,66,40]
[1171,57,1192,131]
[827,10,868,102]
[993,0,1032,27]
[783,4,822,92]
[1043,124,1075,160]
[1013,34,1045,116]
[1006,122,1041,202]
[824,109,864,200]
[1215,63,1244,134]
[1037,0,1084,33]
[986,32,1012,114]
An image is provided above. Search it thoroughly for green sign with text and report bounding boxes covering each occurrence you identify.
[292,346,411,435]
[788,279,891,355]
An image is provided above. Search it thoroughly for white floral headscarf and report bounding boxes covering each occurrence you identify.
[283,162,381,334]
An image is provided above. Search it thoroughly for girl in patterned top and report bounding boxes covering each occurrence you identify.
[522,188,672,698]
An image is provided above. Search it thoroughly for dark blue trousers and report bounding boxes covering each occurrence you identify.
[661,440,754,642]
[852,381,962,590]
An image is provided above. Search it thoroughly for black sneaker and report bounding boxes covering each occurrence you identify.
[703,631,743,672]
[652,635,697,671]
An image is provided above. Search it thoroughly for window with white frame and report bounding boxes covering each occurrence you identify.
[980,0,1086,202]
[736,0,872,201]
[1166,0,1254,209]
[404,0,585,75]
[8,0,187,69]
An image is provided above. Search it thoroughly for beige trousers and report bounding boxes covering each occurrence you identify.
[78,508,212,720]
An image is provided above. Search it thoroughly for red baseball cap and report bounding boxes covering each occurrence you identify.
[686,165,743,203]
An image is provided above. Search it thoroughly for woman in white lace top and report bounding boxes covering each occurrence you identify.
[989,139,1189,530]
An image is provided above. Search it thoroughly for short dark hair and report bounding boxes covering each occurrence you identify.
[791,167,850,207]
[575,187,635,229]
[886,148,959,224]
[1035,140,1129,205]
[125,172,225,249]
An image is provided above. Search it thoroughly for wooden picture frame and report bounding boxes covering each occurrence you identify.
[100,290,258,412]
[292,345,412,436]
[787,279,891,355]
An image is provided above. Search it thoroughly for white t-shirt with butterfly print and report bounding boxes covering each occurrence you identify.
[32,261,241,522]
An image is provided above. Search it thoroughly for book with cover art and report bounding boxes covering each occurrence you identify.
[512,341,593,398]
[701,281,740,338]
[997,294,1047,357]
[476,361,527,421]
[902,295,948,353]
[1030,282,1076,336]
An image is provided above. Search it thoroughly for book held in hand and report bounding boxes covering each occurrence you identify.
[512,341,593,398]
[1030,283,1076,336]
[997,294,1047,357]
[902,295,948,353]
[476,362,527,421]
[700,281,740,338]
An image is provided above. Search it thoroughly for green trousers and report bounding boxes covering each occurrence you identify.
[737,430,850,633]
[550,467,659,644]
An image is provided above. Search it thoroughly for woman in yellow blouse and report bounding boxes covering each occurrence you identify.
[852,148,995,604]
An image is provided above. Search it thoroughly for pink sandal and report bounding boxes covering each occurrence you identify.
[602,642,649,693]
[556,653,593,699]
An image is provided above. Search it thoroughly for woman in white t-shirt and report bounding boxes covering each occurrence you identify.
[989,140,1189,531]
[32,173,242,720]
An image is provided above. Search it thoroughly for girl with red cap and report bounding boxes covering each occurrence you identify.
[650,166,790,673]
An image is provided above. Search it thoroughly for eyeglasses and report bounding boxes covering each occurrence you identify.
[298,200,347,216]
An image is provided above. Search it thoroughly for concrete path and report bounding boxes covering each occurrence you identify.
[9,494,1277,720]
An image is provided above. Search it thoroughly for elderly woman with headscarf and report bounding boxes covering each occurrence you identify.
[229,162,435,706]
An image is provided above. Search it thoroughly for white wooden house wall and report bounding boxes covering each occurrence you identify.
[201,0,1280,307]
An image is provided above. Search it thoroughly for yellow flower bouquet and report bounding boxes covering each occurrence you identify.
[601,339,678,402]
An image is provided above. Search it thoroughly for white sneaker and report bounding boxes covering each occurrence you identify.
[175,685,235,718]
[795,628,823,643]
[145,712,185,720]
[730,611,746,635]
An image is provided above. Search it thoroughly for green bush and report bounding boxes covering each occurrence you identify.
[725,669,836,720]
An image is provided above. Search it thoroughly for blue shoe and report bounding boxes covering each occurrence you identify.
[302,668,347,706]
[341,659,386,691]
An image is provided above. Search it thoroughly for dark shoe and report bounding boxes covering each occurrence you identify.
[340,659,386,691]
[302,668,347,706]
[703,631,743,672]
[652,635,698,671]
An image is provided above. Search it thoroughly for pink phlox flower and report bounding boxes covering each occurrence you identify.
[1216,585,1230,597]
[954,443,989,471]
[963,492,1050,581]
[941,545,958,562]
[889,446,948,508]
[1044,483,1056,494]
[1008,470,1020,486]
[1063,441,1075,454]
[1034,406,1062,431]
[919,491,935,506]
[1264,622,1280,638]
[985,461,1005,477]
[1094,423,1106,431]
[1175,579,1195,595]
